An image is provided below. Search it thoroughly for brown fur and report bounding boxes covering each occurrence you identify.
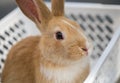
[1,0,92,83]
[75,65,90,83]
[1,36,89,83]
[52,0,64,16]
[2,36,40,83]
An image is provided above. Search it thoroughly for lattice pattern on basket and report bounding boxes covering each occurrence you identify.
[0,19,28,74]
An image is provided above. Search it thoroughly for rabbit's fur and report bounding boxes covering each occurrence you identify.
[1,0,92,83]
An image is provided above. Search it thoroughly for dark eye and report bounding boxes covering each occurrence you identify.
[55,31,64,40]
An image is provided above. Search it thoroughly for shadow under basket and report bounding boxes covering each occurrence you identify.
[0,3,120,83]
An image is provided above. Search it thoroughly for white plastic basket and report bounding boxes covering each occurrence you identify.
[85,27,120,83]
[0,3,120,83]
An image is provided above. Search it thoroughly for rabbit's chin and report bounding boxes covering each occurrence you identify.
[40,56,89,83]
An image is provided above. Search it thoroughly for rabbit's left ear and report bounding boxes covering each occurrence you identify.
[16,0,52,25]
[16,0,39,22]
[16,0,52,31]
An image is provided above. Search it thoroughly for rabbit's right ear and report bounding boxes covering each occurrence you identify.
[52,0,64,16]
[16,0,52,25]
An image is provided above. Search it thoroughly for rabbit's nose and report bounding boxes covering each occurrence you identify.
[82,48,88,52]
[82,48,88,55]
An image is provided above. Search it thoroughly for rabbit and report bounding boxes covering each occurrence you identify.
[1,0,92,83]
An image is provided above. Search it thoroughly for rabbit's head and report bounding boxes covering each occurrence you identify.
[16,0,92,65]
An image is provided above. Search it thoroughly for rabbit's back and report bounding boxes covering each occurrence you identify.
[1,36,41,83]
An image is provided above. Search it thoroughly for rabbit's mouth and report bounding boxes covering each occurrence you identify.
[81,48,88,55]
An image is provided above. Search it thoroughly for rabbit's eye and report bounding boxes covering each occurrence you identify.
[55,31,64,40]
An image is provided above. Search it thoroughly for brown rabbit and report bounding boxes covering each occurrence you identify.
[1,0,92,83]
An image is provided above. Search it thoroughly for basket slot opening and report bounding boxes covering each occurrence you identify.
[96,15,104,23]
[80,24,86,31]
[15,24,19,28]
[4,31,10,36]
[3,45,8,50]
[13,37,17,41]
[19,20,24,25]
[70,14,77,21]
[105,25,113,33]
[0,35,5,40]
[105,15,113,24]
[97,25,103,32]
[106,35,111,41]
[79,14,86,22]
[87,14,95,22]
[8,41,13,45]
[88,24,95,31]
[0,49,4,55]
[9,27,15,32]
[1,59,5,63]
[18,33,22,37]
[97,35,103,42]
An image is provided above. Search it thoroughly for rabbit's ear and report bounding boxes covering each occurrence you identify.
[34,0,52,24]
[16,0,52,24]
[52,0,64,16]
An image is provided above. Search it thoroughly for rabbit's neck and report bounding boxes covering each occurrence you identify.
[40,57,89,83]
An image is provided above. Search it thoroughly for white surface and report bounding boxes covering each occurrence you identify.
[84,27,120,83]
